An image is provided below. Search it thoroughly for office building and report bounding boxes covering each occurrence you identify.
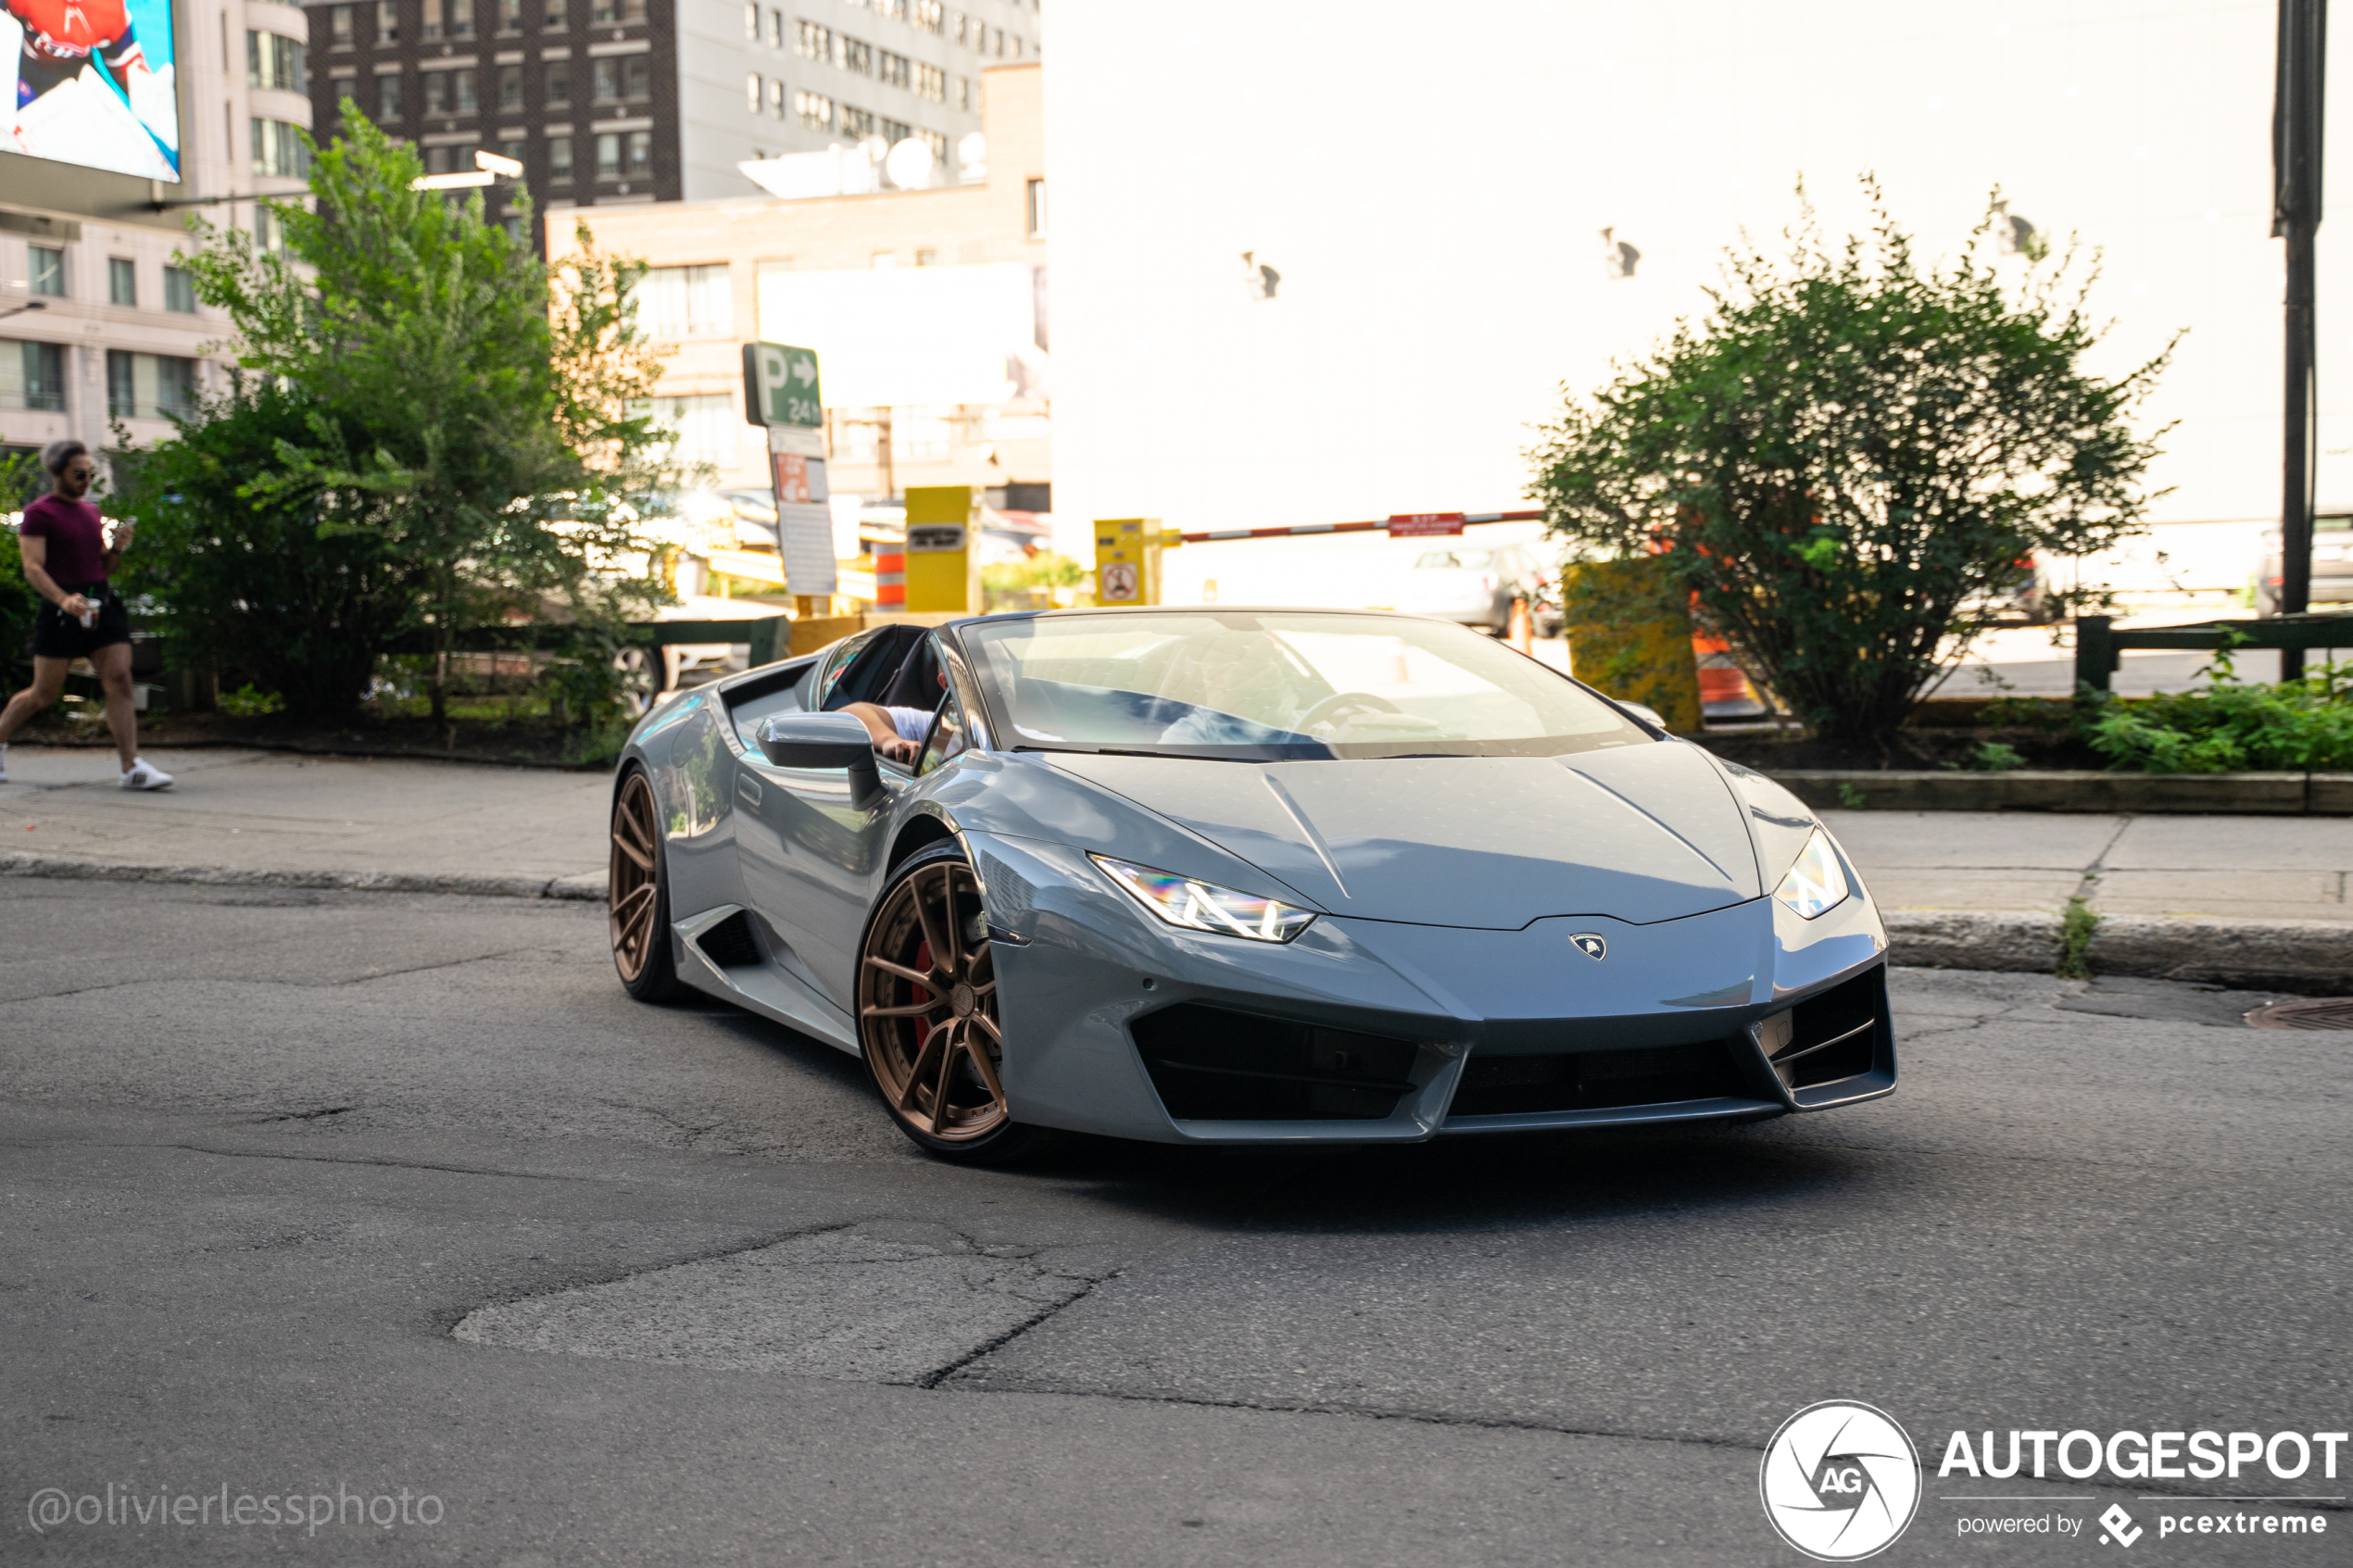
[302,0,1040,224]
[2,0,311,466]
[560,62,1048,526]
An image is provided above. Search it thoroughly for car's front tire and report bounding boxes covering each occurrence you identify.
[610,766,686,1002]
[855,841,1057,1165]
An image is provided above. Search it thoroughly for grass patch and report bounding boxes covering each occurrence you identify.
[2056,896,2101,980]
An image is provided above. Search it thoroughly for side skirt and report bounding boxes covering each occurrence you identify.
[673,905,861,1056]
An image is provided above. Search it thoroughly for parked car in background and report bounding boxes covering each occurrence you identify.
[2257,509,2353,616]
[1392,544,1554,634]
[1957,554,2057,625]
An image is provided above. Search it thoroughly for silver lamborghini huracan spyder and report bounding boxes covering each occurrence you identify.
[606,608,1893,1162]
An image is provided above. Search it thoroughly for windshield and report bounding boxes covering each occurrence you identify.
[958,611,1652,759]
[1415,550,1493,569]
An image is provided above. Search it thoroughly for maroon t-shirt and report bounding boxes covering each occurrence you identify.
[20,495,108,586]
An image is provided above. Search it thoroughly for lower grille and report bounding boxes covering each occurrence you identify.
[1448,1037,1751,1118]
[1765,968,1884,1089]
[1130,1004,1420,1121]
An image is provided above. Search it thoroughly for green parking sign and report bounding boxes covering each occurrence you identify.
[742,342,823,428]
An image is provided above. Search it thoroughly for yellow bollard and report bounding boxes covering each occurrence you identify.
[1560,559,1704,733]
[1507,596,1534,654]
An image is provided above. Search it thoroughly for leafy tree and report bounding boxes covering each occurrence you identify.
[1,443,46,690]
[132,111,673,721]
[1529,182,2171,744]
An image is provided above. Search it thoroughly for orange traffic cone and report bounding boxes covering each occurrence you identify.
[1507,596,1533,654]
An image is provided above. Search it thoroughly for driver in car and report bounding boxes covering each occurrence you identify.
[1158,631,1305,745]
[839,667,947,765]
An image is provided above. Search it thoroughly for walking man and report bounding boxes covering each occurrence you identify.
[0,440,172,789]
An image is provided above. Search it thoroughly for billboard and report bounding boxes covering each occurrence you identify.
[2,0,181,181]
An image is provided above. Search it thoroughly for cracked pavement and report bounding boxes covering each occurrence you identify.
[3,881,2347,1564]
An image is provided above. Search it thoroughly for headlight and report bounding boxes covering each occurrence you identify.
[1773,830,1850,920]
[1090,855,1316,943]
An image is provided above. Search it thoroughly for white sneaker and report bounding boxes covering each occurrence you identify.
[120,759,174,791]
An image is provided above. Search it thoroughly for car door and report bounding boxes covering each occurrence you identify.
[739,643,942,1013]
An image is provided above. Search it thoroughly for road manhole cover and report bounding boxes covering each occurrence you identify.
[2245,997,2353,1031]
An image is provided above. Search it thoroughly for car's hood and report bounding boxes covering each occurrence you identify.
[1043,742,1765,928]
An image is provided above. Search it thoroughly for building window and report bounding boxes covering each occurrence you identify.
[163,264,196,312]
[3,341,69,412]
[768,77,785,119]
[252,118,313,176]
[767,8,782,47]
[917,126,945,161]
[497,0,522,31]
[255,207,287,253]
[497,63,522,109]
[422,0,442,37]
[595,131,621,176]
[913,0,941,32]
[423,69,476,114]
[543,0,564,27]
[631,265,731,340]
[497,132,527,167]
[422,0,475,37]
[953,75,967,110]
[877,49,909,89]
[744,71,760,113]
[108,257,135,305]
[879,116,910,145]
[624,129,650,175]
[793,90,832,130]
[589,0,645,22]
[29,245,66,296]
[330,4,354,46]
[1026,176,1045,237]
[742,0,756,38]
[793,19,829,59]
[913,62,943,102]
[544,60,568,106]
[837,103,874,138]
[872,0,905,20]
[648,394,736,470]
[375,0,397,43]
[423,142,479,174]
[248,31,308,92]
[913,248,936,266]
[839,36,871,74]
[107,351,201,420]
[594,56,644,101]
[547,133,573,180]
[376,70,401,118]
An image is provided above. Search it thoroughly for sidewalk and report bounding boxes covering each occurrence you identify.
[0,747,610,897]
[4,745,2347,986]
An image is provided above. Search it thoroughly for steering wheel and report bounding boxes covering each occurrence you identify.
[1296,690,1404,733]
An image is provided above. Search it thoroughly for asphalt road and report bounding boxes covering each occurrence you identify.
[2,881,2345,1565]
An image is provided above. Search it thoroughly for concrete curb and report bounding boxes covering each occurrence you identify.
[1769,769,2353,815]
[0,853,606,903]
[1881,909,2353,994]
[6,853,2344,991]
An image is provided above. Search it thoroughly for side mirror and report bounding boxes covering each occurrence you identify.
[1617,700,1668,732]
[758,712,876,770]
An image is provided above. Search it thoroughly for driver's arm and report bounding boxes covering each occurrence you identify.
[839,702,924,764]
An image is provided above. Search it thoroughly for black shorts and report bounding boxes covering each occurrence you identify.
[31,583,132,660]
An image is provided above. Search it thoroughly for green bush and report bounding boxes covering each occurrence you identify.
[2082,657,2353,772]
[1529,181,2168,745]
[1,445,47,690]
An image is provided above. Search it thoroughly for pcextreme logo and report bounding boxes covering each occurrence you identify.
[1760,1400,1924,1561]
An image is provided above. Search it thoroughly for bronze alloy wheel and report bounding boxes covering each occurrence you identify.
[609,770,679,998]
[859,849,1012,1147]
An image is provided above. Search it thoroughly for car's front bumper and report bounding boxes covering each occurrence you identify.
[967,831,1893,1145]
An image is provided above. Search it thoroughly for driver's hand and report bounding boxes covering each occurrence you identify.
[879,735,921,764]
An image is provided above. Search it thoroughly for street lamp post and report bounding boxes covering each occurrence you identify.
[2272,0,2327,676]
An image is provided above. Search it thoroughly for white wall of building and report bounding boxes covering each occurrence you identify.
[1045,1,2351,588]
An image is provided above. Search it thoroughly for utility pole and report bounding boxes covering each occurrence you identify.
[2272,0,2327,677]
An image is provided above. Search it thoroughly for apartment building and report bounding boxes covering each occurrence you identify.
[2,0,311,468]
[561,62,1047,518]
[302,0,1039,227]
